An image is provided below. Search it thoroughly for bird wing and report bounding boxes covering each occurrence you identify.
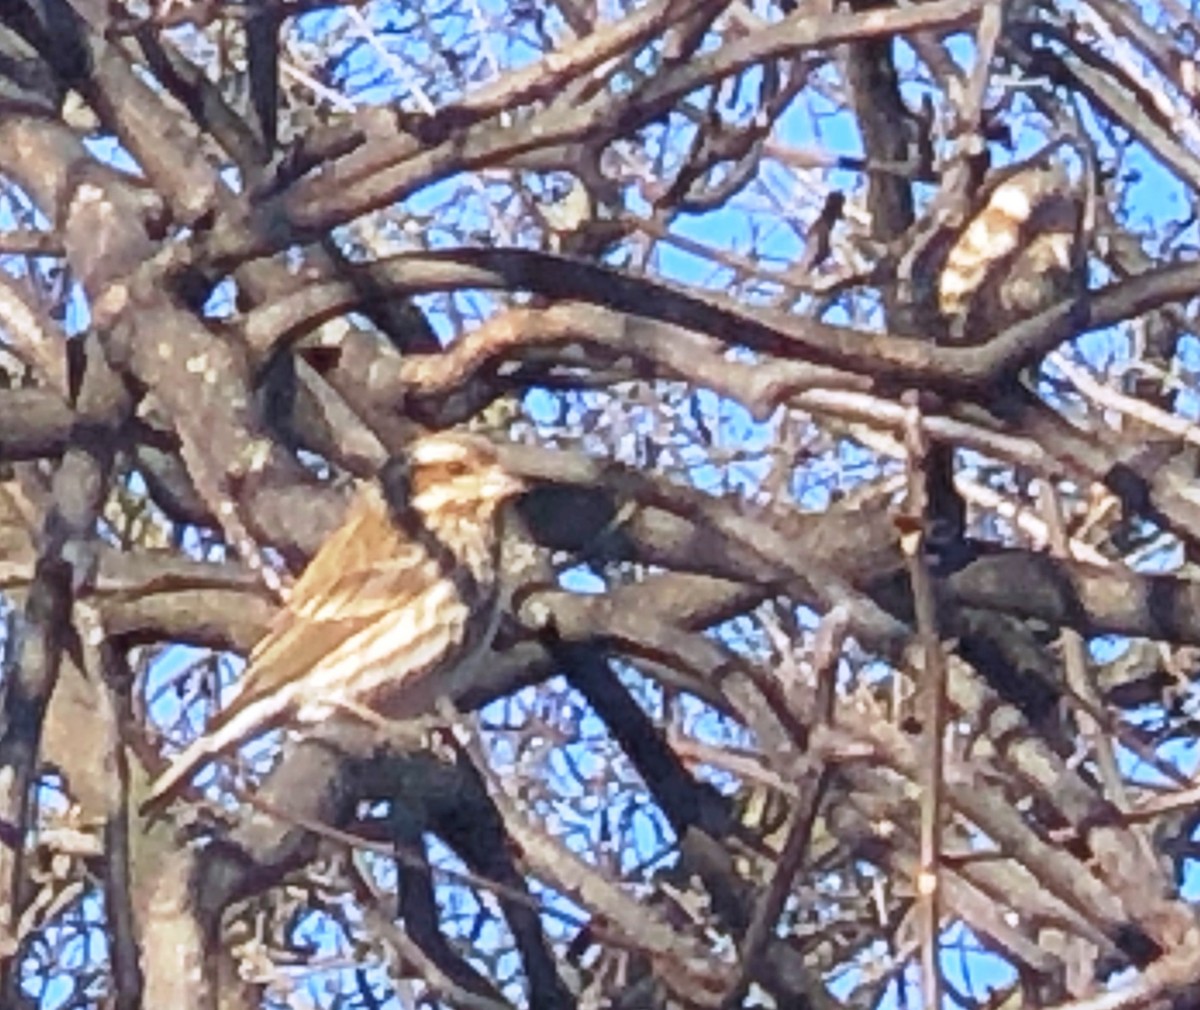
[141,490,438,815]
[214,488,437,727]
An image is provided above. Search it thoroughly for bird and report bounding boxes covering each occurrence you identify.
[140,430,526,816]
[923,156,1086,553]
[938,158,1084,343]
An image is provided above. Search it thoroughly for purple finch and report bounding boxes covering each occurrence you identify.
[140,431,525,815]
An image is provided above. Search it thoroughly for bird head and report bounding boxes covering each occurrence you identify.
[380,432,526,528]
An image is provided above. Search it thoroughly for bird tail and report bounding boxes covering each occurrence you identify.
[138,694,291,818]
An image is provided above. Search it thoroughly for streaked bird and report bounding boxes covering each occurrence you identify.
[925,155,1086,551]
[140,431,525,815]
[938,159,1084,342]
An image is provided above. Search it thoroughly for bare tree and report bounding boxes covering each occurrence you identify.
[2,1,1200,1009]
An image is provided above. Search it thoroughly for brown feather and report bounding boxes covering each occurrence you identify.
[140,431,523,815]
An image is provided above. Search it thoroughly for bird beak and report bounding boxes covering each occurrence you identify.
[490,469,527,500]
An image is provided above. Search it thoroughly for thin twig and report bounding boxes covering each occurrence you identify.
[1037,483,1128,807]
[898,394,947,1010]
[719,606,849,1008]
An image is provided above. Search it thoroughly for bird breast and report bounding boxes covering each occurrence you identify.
[290,554,500,725]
